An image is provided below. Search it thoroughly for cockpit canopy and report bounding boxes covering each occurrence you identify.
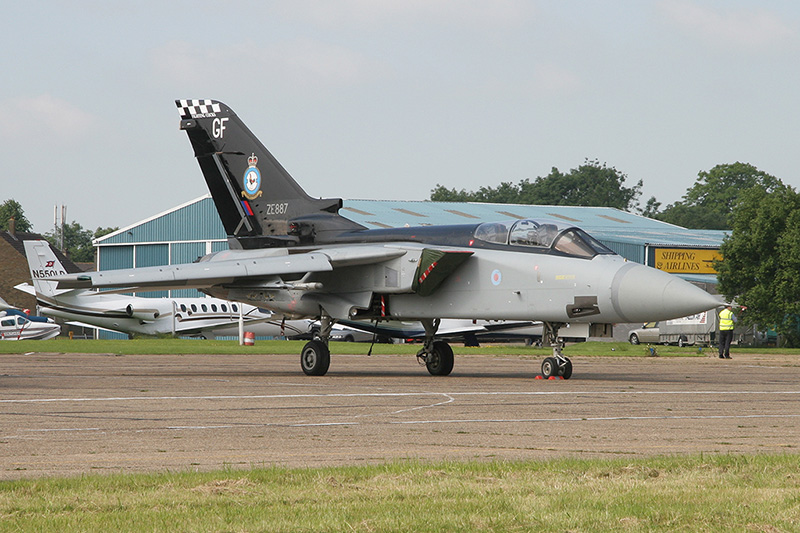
[474,219,615,259]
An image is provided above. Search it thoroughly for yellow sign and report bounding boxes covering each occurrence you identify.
[653,248,721,274]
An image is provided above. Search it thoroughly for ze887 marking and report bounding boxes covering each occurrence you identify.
[264,203,289,216]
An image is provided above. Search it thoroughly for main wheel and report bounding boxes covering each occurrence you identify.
[629,333,640,345]
[558,358,573,380]
[426,341,454,376]
[301,340,330,376]
[541,357,559,378]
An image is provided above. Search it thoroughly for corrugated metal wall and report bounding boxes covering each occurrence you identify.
[600,240,646,263]
[98,246,133,270]
[101,196,226,245]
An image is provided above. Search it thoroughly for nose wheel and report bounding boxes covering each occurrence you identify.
[541,356,572,379]
[541,321,573,379]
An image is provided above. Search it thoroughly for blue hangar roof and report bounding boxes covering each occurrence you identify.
[95,195,727,285]
[98,194,727,250]
[340,199,726,247]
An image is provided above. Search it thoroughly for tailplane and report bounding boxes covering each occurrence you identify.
[176,99,364,249]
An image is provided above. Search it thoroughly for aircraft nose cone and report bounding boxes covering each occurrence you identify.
[612,264,722,322]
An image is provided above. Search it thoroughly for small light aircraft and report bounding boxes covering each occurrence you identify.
[0,296,61,341]
[47,99,721,378]
[20,240,309,339]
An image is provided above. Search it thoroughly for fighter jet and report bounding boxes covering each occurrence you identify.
[21,239,308,338]
[48,99,721,378]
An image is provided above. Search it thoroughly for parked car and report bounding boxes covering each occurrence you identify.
[628,322,660,345]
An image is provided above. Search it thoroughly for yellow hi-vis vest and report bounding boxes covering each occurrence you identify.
[719,309,735,330]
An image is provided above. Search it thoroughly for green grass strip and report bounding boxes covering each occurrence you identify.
[1,455,799,531]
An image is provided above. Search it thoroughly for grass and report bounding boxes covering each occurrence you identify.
[3,337,797,358]
[1,455,798,531]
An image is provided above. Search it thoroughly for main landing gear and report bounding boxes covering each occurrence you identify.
[300,314,332,376]
[540,322,573,379]
[415,319,454,376]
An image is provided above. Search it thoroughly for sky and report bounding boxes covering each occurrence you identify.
[2,1,799,234]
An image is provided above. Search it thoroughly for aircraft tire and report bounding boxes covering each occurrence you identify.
[559,358,573,380]
[301,340,330,376]
[426,341,454,376]
[541,357,559,379]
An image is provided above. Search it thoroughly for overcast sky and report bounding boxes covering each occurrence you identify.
[3,1,799,233]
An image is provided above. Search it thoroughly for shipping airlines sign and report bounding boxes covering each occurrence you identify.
[650,248,721,274]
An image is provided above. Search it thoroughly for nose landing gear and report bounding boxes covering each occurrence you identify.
[541,322,573,379]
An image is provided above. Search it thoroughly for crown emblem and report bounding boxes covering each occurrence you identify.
[248,153,258,166]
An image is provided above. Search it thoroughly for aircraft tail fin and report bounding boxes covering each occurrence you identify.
[23,240,71,299]
[176,99,365,249]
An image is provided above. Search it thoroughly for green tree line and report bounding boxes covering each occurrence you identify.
[0,199,116,262]
[430,160,781,231]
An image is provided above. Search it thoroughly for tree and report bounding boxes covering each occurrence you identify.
[715,185,800,346]
[638,196,662,218]
[653,204,727,229]
[0,199,33,232]
[430,184,478,202]
[93,226,118,240]
[657,162,783,229]
[44,222,117,263]
[429,159,643,211]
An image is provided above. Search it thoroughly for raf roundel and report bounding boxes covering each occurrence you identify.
[491,269,502,286]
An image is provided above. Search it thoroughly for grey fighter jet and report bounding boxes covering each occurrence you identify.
[49,99,721,378]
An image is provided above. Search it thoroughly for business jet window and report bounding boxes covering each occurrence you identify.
[211,304,218,312]
[201,304,208,312]
[191,304,197,312]
[232,304,238,312]
[221,304,228,312]
[553,229,614,258]
[474,222,510,244]
[509,220,557,248]
[180,304,187,312]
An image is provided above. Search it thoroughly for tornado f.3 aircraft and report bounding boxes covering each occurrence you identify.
[47,99,721,378]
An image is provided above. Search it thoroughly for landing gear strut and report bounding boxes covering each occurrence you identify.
[540,322,572,379]
[301,313,333,376]
[416,318,454,376]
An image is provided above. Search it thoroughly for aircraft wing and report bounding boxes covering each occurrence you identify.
[49,246,407,292]
[50,252,332,291]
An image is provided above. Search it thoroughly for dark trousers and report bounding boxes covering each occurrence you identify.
[719,329,734,357]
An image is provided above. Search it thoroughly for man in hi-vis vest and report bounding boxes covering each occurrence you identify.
[718,304,736,359]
